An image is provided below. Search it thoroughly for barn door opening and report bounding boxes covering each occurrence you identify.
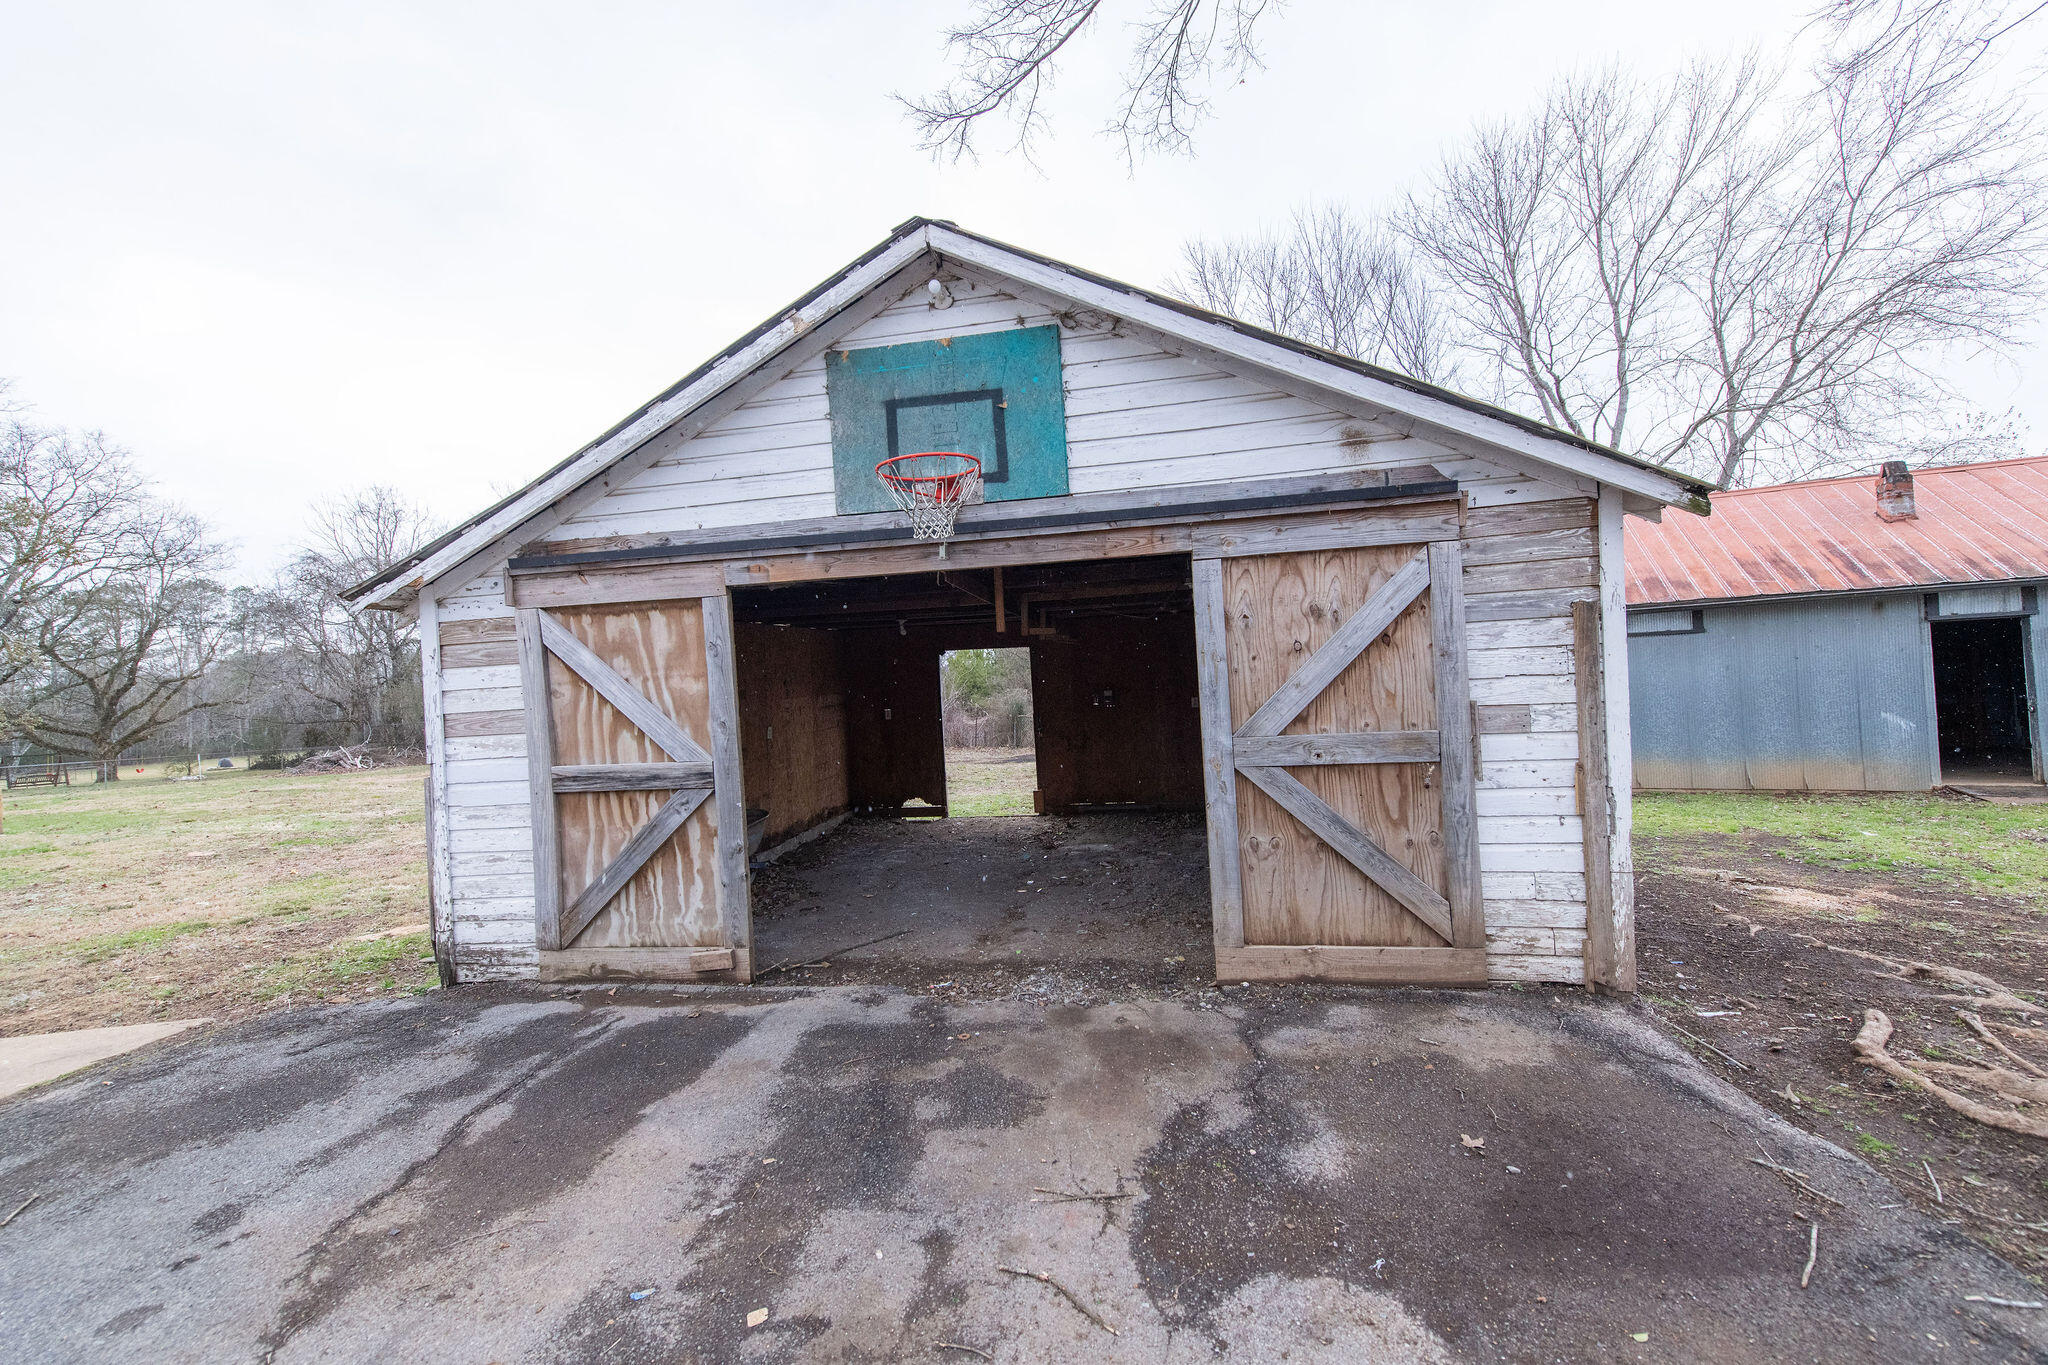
[1932,617,2035,783]
[1193,541,1484,984]
[941,647,1038,816]
[517,594,750,981]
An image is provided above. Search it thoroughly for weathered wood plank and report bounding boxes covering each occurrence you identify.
[514,609,561,952]
[724,524,1188,586]
[557,787,710,948]
[444,708,526,739]
[1430,539,1485,951]
[551,763,715,793]
[1464,557,1596,595]
[438,616,518,645]
[1191,557,1245,952]
[702,591,751,968]
[1458,525,1598,566]
[1463,585,1598,622]
[1231,730,1441,766]
[1188,507,1459,559]
[441,638,521,669]
[537,613,711,765]
[1216,945,1487,985]
[1476,703,1534,734]
[1237,765,1455,941]
[535,945,749,982]
[1234,548,1430,738]
[510,559,730,609]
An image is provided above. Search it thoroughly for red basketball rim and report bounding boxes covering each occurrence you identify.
[875,451,981,489]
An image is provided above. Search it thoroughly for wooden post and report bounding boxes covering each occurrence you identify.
[1575,591,1631,992]
[516,608,563,952]
[418,595,456,983]
[702,591,752,975]
[1428,540,1484,950]
[993,565,1005,633]
[1191,557,1245,954]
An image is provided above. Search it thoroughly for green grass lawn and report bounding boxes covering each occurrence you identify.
[944,749,1038,817]
[1635,791,2048,904]
[0,766,435,1035]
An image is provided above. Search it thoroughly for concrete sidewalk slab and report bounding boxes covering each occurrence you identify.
[0,1019,207,1100]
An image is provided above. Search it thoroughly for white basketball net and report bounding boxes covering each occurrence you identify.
[877,453,983,542]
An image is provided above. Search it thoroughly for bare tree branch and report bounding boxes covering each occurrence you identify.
[900,0,1282,163]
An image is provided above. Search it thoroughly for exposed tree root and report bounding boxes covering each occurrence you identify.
[1853,1011,2048,1139]
[1960,1012,2048,1079]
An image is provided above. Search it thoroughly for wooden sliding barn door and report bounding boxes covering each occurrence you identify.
[1194,541,1483,983]
[516,594,750,980]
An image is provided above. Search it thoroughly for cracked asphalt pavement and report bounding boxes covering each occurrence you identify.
[2,983,2043,1363]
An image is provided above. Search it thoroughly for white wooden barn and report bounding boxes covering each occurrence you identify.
[347,219,1712,992]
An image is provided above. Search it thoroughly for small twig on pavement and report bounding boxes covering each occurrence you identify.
[997,1266,1117,1335]
[0,1194,39,1228]
[1924,1160,1944,1206]
[1748,1146,1845,1208]
[1031,1188,1134,1204]
[1651,1012,1750,1070]
[1800,1219,1819,1289]
[1965,1295,2048,1309]
[757,930,913,979]
[933,1342,995,1360]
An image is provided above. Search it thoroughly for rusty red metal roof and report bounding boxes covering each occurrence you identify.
[1626,455,2048,607]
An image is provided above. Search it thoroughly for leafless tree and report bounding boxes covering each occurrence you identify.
[1174,204,1462,384]
[254,487,440,745]
[901,0,1283,163]
[0,420,150,696]
[1178,2,2048,486]
[17,504,232,777]
[1675,0,2048,485]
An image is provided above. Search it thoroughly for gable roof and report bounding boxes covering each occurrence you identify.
[347,217,1714,608]
[1626,455,2048,608]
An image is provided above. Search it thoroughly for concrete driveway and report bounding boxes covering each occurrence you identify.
[0,984,2040,1363]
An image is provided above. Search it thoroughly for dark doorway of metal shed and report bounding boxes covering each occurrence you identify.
[729,556,1211,987]
[1932,617,2036,785]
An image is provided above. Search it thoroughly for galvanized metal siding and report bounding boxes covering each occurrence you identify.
[1628,594,1938,792]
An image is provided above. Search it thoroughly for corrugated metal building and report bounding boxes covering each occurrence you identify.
[1625,457,2048,791]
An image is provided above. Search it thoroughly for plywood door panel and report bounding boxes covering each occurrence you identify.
[1223,546,1444,948]
[547,601,723,949]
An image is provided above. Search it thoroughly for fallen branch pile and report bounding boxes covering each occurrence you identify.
[289,745,423,774]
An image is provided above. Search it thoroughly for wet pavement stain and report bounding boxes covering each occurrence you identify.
[263,1006,758,1355]
[552,1000,1042,1363]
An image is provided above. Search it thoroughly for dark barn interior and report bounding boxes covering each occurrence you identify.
[729,555,1211,978]
[1931,617,2036,781]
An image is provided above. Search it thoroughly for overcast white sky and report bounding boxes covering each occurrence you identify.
[4,0,2044,577]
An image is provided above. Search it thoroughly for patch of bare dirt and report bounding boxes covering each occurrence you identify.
[1638,833,2048,1272]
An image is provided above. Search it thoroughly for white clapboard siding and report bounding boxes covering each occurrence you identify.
[450,873,537,899]
[445,686,525,715]
[445,780,529,808]
[1469,674,1576,706]
[450,847,535,875]
[446,803,531,832]
[449,825,535,854]
[1480,816,1584,844]
[1479,844,1587,874]
[1486,899,1593,929]
[446,734,527,762]
[1476,788,1579,817]
[1480,733,1580,764]
[1468,647,1575,680]
[445,756,529,786]
[1483,872,1587,901]
[1491,955,1587,985]
[556,278,1583,542]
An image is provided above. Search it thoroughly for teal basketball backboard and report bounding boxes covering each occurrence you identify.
[826,324,1069,514]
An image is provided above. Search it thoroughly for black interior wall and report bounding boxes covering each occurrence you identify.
[1932,617,2032,770]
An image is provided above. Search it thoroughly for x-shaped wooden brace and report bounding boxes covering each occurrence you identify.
[1229,548,1457,942]
[537,614,716,947]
